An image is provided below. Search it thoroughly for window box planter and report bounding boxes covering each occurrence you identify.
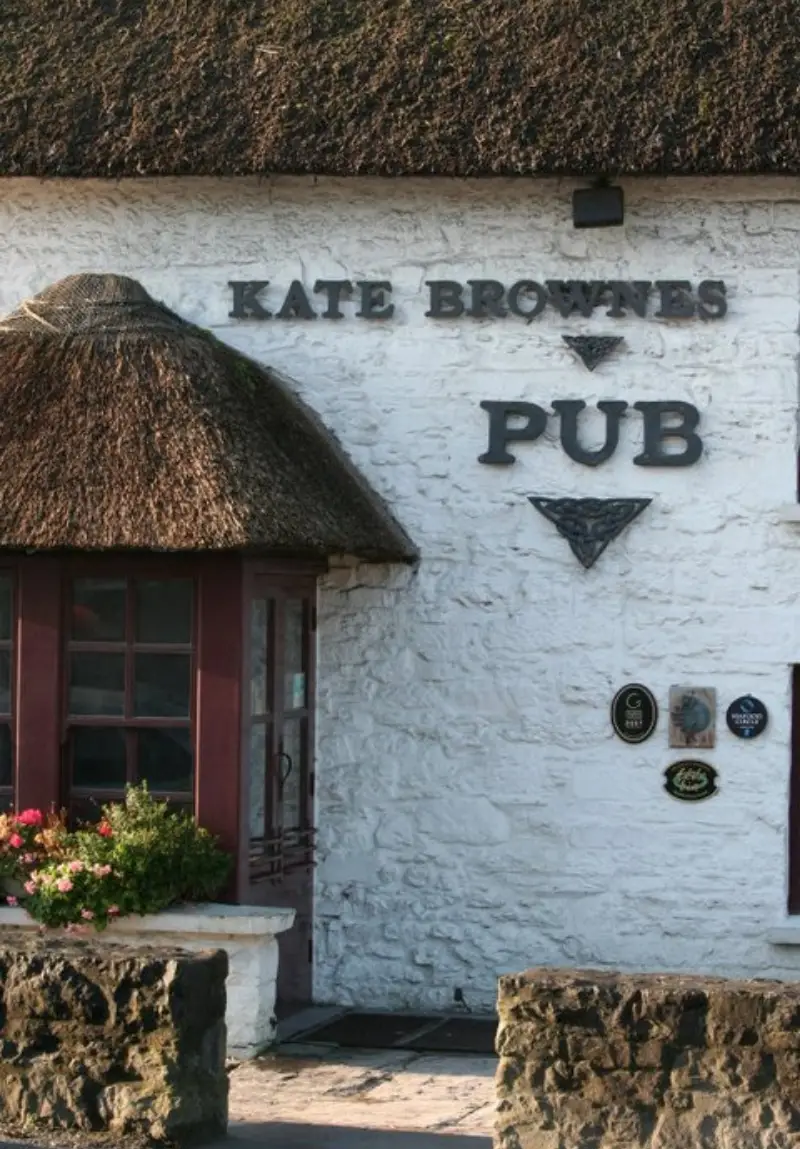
[0,902,294,1060]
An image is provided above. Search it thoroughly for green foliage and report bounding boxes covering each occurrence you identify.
[13,785,232,932]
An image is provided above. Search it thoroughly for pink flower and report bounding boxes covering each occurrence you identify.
[68,860,84,873]
[23,854,35,865]
[92,864,112,878]
[16,809,43,827]
[107,905,120,916]
[80,909,94,921]
[56,878,73,893]
[97,822,112,838]
[6,895,17,906]
[8,834,23,849]
[24,880,36,895]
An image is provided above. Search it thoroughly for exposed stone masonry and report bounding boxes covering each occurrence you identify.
[0,939,228,1141]
[496,967,800,1149]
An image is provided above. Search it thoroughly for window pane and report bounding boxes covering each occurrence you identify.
[69,652,125,716]
[135,580,192,644]
[72,727,126,788]
[71,578,126,641]
[249,722,266,839]
[0,724,12,787]
[137,727,192,793]
[281,718,304,830]
[0,576,12,643]
[284,599,306,711]
[250,598,268,716]
[0,650,10,715]
[134,654,191,717]
[69,795,115,827]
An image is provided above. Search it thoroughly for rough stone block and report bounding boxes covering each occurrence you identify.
[0,939,228,1143]
[497,967,800,1149]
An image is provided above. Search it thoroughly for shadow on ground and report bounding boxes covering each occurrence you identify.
[226,1123,492,1148]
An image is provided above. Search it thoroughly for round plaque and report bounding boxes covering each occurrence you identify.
[611,684,658,744]
[726,695,768,740]
[664,761,718,802]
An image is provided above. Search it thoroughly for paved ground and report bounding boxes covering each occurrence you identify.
[222,1045,496,1147]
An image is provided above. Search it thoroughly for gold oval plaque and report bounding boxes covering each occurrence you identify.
[664,761,718,802]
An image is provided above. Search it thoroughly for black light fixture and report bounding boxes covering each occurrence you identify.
[572,180,624,229]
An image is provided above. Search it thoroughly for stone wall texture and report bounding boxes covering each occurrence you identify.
[2,176,800,1009]
[496,967,800,1149]
[0,939,228,1141]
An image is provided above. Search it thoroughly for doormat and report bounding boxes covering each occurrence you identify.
[290,1011,498,1054]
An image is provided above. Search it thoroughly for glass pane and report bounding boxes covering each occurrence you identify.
[249,722,267,839]
[250,598,268,716]
[135,580,192,644]
[71,578,126,641]
[69,795,114,828]
[0,650,10,715]
[134,654,191,717]
[284,599,306,711]
[137,727,192,793]
[281,718,305,830]
[0,724,12,787]
[0,576,12,643]
[72,726,127,788]
[69,652,125,716]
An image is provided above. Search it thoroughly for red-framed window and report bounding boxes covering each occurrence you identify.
[246,574,317,881]
[0,572,14,812]
[62,574,196,824]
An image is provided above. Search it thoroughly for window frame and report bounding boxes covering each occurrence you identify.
[61,564,198,822]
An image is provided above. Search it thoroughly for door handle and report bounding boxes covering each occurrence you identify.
[278,752,293,790]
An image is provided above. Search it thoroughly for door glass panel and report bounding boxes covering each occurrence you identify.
[137,727,193,792]
[281,717,304,830]
[250,598,269,716]
[134,653,191,717]
[0,650,10,715]
[73,727,127,788]
[136,580,192,644]
[284,599,306,711]
[69,652,125,716]
[71,578,126,641]
[0,576,12,643]
[249,722,267,839]
[0,724,12,787]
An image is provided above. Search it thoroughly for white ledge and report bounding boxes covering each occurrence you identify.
[0,901,295,938]
[776,505,800,523]
[767,924,800,945]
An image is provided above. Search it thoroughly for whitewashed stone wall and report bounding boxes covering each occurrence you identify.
[2,176,800,1011]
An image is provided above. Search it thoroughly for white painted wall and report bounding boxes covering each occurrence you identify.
[2,176,800,1010]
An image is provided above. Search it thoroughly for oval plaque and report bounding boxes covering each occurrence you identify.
[664,761,718,802]
[726,695,768,740]
[611,684,658,744]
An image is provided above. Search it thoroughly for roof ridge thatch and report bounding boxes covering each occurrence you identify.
[0,274,417,562]
[2,0,800,178]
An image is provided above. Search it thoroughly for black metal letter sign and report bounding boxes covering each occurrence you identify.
[726,696,768,740]
[664,761,718,802]
[611,685,658,744]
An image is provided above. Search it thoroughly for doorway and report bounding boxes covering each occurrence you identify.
[243,572,317,1012]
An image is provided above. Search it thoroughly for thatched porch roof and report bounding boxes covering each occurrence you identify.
[0,275,417,562]
[1,0,799,178]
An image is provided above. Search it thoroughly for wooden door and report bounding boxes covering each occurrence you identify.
[243,574,317,1011]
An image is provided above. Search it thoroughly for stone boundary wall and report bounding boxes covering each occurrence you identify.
[496,967,800,1149]
[0,939,228,1142]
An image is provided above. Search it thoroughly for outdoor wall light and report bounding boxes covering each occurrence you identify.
[572,182,624,228]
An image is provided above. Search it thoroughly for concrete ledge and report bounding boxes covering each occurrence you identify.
[767,924,800,945]
[0,903,295,1060]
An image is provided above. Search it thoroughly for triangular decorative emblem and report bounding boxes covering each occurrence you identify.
[529,497,651,569]
[562,335,624,371]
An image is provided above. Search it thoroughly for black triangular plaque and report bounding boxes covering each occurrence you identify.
[529,496,651,569]
[562,335,624,371]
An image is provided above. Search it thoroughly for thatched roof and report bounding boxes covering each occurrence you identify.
[0,274,417,561]
[2,0,800,178]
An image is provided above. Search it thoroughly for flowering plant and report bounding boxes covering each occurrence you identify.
[2,784,231,931]
[0,808,68,882]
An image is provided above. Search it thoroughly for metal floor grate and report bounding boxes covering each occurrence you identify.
[290,1011,497,1054]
